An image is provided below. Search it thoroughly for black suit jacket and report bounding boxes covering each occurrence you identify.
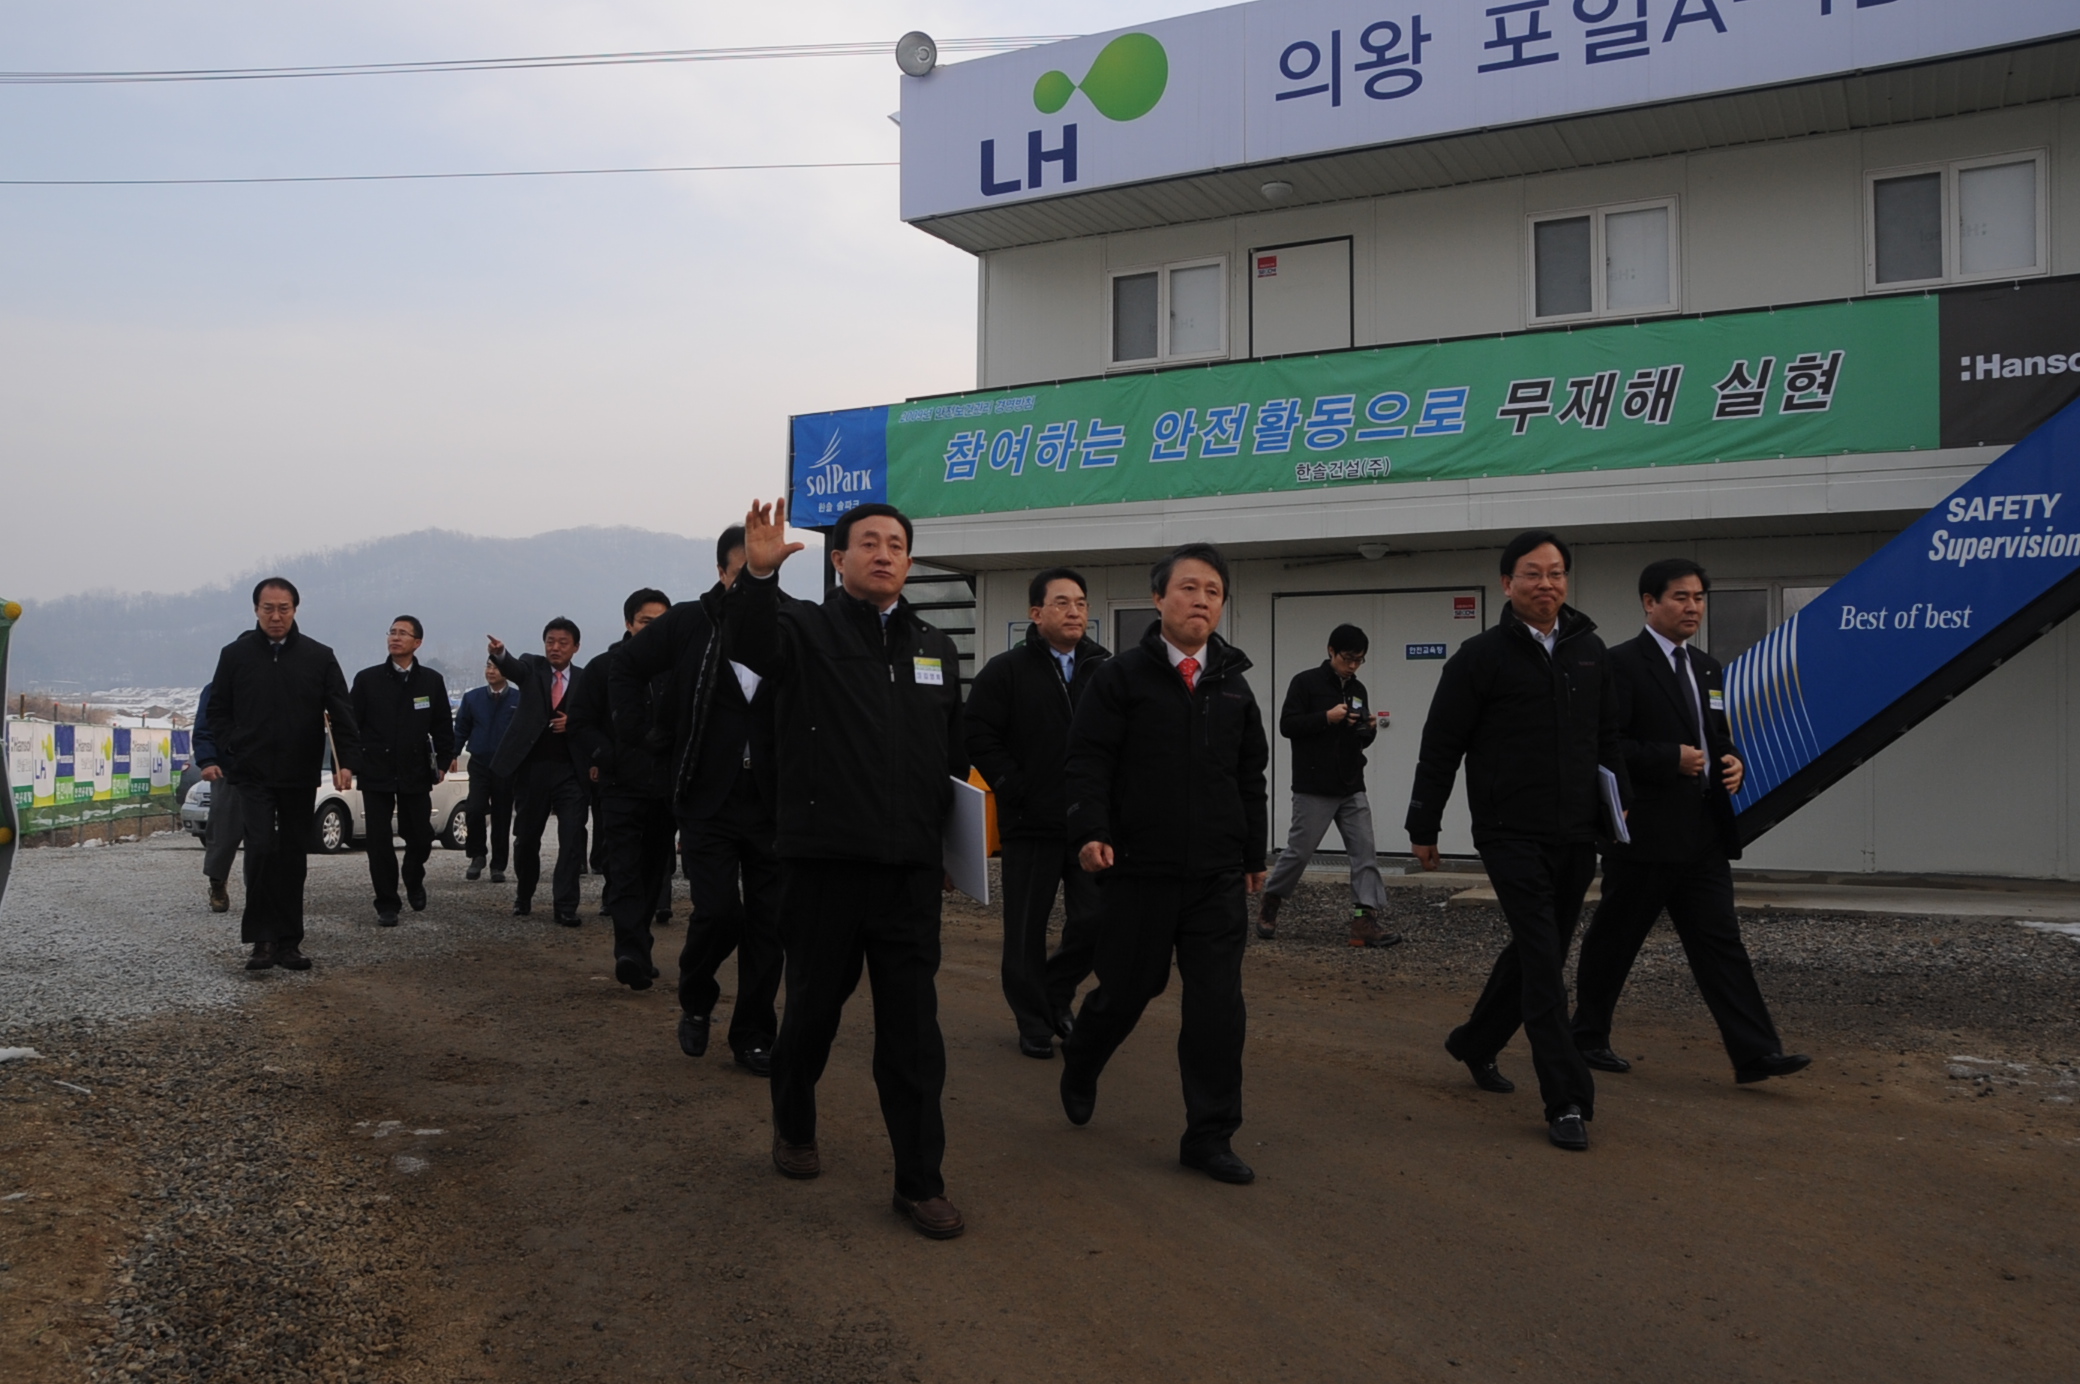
[1606,629,1742,864]
[618,584,779,821]
[348,660,456,792]
[489,649,584,780]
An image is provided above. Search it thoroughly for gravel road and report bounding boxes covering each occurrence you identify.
[2,837,2077,1383]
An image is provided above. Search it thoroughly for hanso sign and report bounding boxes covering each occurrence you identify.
[899,0,2080,222]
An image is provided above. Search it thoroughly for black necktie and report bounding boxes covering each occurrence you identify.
[1673,646,1708,790]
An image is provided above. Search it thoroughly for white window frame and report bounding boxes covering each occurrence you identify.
[1526,197,1681,325]
[1106,255,1229,369]
[1864,150,2048,294]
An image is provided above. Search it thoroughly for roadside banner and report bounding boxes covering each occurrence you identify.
[791,277,2080,526]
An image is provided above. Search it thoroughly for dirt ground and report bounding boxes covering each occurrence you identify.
[4,869,2078,1383]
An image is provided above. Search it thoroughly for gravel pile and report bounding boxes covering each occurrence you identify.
[1260,873,2080,1063]
[1,834,572,1035]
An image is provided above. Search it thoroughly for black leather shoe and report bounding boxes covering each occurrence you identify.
[772,1135,820,1180]
[512,898,531,916]
[733,1044,772,1077]
[1467,1060,1515,1094]
[653,910,673,928]
[490,869,505,884]
[1060,1069,1096,1126]
[1581,1047,1632,1074]
[1052,1009,1076,1041]
[1019,1034,1055,1060]
[275,945,312,972]
[1548,1105,1589,1151]
[1180,1145,1256,1184]
[1736,1052,1813,1084]
[678,1014,711,1058]
[615,955,653,991]
[245,941,276,971]
[554,913,581,928]
[376,909,400,928]
[465,858,484,881]
[407,886,427,912]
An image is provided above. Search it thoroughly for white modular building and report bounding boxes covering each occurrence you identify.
[792,1,2080,877]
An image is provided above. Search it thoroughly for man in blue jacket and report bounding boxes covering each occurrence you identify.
[452,657,519,882]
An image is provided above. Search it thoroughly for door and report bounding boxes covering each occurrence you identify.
[1249,237,1353,358]
[1269,587,1487,857]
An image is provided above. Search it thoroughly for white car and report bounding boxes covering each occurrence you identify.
[181,750,475,856]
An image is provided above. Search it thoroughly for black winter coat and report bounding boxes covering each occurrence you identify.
[1280,660,1376,799]
[618,584,779,820]
[199,624,360,788]
[1063,624,1269,877]
[1405,603,1631,849]
[570,637,673,800]
[348,660,456,792]
[723,573,967,867]
[963,625,1111,840]
[489,650,584,780]
[1604,630,1743,864]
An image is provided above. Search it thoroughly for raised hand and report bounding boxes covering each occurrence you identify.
[486,635,506,660]
[744,498,806,579]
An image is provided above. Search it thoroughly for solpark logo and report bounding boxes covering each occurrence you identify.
[979,33,1168,199]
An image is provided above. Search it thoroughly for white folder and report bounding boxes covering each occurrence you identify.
[943,775,991,905]
[1598,766,1631,845]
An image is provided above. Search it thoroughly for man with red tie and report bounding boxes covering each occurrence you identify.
[489,619,589,927]
[1058,543,1270,1186]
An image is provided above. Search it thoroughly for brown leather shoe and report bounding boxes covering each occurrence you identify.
[1255,892,1282,940]
[244,941,276,971]
[893,1194,965,1240]
[274,944,313,972]
[1348,908,1403,948]
[208,879,230,913]
[772,1135,820,1180]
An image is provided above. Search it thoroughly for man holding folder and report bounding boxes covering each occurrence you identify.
[1406,531,1629,1152]
[729,498,971,1240]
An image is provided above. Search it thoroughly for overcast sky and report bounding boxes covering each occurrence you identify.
[0,1,1207,602]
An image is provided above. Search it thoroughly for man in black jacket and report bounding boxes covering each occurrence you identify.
[349,616,457,927]
[1060,543,1270,1186]
[964,567,1110,1059]
[730,499,969,1241]
[571,589,676,990]
[1259,623,1399,949]
[489,618,587,926]
[619,527,784,1075]
[197,577,360,972]
[1571,559,1810,1085]
[1407,531,1629,1152]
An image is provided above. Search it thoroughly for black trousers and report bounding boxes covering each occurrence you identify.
[463,768,513,869]
[203,780,244,882]
[1572,852,1783,1071]
[600,794,677,964]
[237,782,310,946]
[770,858,945,1202]
[513,761,588,918]
[362,788,433,914]
[998,837,1100,1042]
[1449,840,1598,1122]
[1061,871,1248,1155]
[677,775,784,1049]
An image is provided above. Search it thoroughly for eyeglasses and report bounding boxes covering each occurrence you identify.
[1334,651,1366,665]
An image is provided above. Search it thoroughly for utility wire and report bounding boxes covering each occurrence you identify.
[0,160,899,186]
[0,36,1076,84]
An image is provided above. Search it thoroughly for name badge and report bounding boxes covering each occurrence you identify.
[913,657,944,687]
[412,696,432,710]
[1348,698,1364,711]
[1707,690,1724,712]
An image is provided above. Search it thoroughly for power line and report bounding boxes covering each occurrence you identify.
[0,160,899,186]
[0,36,1077,85]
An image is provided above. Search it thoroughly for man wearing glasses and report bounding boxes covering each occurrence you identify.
[1257,624,1399,948]
[965,567,1111,1058]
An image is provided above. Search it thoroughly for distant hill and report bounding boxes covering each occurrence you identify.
[8,527,825,694]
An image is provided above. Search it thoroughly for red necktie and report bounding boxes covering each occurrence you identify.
[551,670,566,708]
[1178,656,1200,692]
